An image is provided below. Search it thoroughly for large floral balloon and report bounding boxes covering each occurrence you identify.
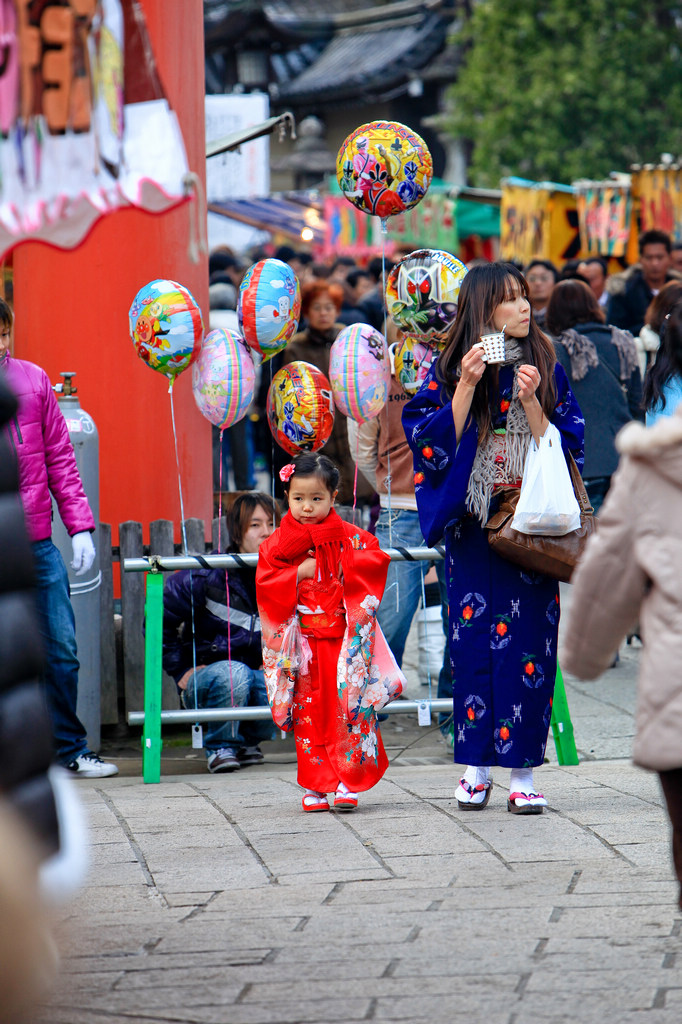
[386,249,467,344]
[336,121,433,219]
[129,279,203,378]
[238,258,301,362]
[392,335,446,396]
[329,323,389,423]
[192,328,255,430]
[267,361,335,456]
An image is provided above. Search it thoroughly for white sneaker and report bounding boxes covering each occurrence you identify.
[64,752,119,778]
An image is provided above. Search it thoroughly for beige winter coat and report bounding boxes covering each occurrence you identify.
[561,409,682,771]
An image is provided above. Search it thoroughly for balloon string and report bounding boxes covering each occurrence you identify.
[269,359,276,502]
[169,379,200,718]
[215,431,234,712]
[352,432,359,526]
[380,222,393,553]
[218,429,224,527]
[169,380,189,555]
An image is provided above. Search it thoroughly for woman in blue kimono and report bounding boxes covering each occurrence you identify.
[403,263,584,814]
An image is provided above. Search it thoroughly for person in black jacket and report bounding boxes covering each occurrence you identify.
[162,492,281,773]
[607,229,677,336]
[546,279,644,513]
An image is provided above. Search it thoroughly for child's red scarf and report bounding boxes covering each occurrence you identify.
[256,513,404,732]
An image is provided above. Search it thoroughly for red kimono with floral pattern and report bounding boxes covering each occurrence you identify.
[256,510,404,794]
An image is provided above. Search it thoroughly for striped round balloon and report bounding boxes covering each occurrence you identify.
[192,328,255,430]
[238,258,301,361]
[329,323,389,423]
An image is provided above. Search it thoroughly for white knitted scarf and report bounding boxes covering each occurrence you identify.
[464,339,533,524]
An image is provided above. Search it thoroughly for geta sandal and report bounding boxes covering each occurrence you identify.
[456,778,493,810]
[302,792,329,813]
[507,791,546,815]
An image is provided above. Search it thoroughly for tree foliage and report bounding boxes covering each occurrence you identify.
[446,0,682,186]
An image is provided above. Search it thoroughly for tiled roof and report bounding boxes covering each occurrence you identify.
[276,13,447,102]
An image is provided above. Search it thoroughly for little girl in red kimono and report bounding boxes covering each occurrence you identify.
[256,453,404,813]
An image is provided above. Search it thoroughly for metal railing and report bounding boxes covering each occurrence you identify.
[124,544,577,782]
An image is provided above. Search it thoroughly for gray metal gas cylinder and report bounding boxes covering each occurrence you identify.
[52,372,101,751]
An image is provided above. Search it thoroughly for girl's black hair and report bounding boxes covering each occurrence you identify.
[283,452,340,495]
[643,302,682,414]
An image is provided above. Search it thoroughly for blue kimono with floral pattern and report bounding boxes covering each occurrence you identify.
[402,361,584,768]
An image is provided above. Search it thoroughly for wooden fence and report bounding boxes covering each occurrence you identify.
[102,507,363,726]
[102,517,232,725]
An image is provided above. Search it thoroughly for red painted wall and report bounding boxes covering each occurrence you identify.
[12,0,211,545]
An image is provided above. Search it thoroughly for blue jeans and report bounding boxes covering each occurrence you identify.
[32,539,88,764]
[181,661,274,754]
[375,509,430,667]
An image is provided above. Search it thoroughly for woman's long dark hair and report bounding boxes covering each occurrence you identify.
[643,302,682,414]
[437,262,556,439]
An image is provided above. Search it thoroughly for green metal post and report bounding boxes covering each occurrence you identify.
[142,571,164,783]
[550,663,579,766]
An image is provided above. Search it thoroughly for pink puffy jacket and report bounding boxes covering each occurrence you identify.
[1,355,95,542]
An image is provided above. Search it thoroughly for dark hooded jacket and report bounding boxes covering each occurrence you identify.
[0,374,59,857]
[162,560,262,685]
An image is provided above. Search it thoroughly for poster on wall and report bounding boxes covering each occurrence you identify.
[0,0,190,258]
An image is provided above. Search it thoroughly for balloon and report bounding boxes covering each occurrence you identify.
[336,121,433,219]
[267,361,335,456]
[192,329,255,430]
[392,336,446,396]
[329,323,389,423]
[386,249,468,344]
[238,258,301,362]
[129,279,203,378]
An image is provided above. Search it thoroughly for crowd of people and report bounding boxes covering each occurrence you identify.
[5,225,682,904]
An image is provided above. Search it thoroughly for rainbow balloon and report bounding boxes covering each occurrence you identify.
[192,329,255,430]
[329,323,389,423]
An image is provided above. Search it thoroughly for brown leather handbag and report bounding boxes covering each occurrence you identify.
[484,453,595,583]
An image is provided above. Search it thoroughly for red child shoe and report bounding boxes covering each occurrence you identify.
[333,785,358,811]
[302,792,329,813]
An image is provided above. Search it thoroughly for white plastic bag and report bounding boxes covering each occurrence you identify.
[511,423,580,536]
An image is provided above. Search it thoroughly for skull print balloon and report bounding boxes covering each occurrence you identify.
[238,258,301,362]
[267,361,335,456]
[336,121,433,219]
[329,323,389,423]
[129,279,203,378]
[192,328,255,430]
[386,249,467,345]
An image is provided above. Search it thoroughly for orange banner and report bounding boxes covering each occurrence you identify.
[500,183,580,267]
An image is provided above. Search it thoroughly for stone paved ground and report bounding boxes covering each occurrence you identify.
[36,596,682,1024]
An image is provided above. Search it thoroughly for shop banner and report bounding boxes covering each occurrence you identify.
[501,183,580,266]
[0,0,189,257]
[575,186,631,257]
[635,168,682,243]
[387,192,459,252]
[322,196,379,258]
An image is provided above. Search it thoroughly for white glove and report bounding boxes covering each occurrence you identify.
[71,531,96,576]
